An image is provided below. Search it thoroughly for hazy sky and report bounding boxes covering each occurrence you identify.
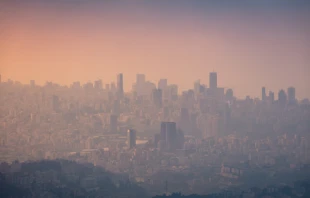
[1,0,310,99]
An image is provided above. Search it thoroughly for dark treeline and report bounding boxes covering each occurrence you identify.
[154,180,310,198]
[1,159,310,198]
[0,159,148,198]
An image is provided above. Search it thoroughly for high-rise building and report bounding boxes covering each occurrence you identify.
[179,108,190,134]
[158,79,168,90]
[224,103,231,128]
[136,74,145,85]
[194,80,201,96]
[152,88,163,108]
[165,122,177,151]
[83,82,94,92]
[262,87,266,101]
[109,114,118,133]
[71,81,81,89]
[30,80,36,87]
[127,129,136,149]
[204,114,219,138]
[160,122,177,151]
[287,87,296,104]
[169,84,178,101]
[94,79,103,90]
[110,82,116,92]
[209,72,217,89]
[225,89,234,101]
[136,74,145,96]
[278,89,287,105]
[117,73,123,98]
[160,122,167,141]
[269,91,275,103]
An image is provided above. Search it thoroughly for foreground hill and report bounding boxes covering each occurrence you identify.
[0,159,148,198]
[153,180,310,198]
[1,159,310,198]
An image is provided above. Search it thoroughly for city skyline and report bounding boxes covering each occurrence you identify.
[1,0,310,99]
[0,72,307,101]
[1,1,310,197]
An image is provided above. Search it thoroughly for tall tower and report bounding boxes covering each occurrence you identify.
[117,73,124,98]
[262,87,266,101]
[269,91,275,103]
[152,88,163,108]
[136,74,145,96]
[278,89,287,105]
[30,80,36,87]
[209,72,217,89]
[179,108,190,134]
[194,80,201,96]
[127,129,136,149]
[205,114,219,138]
[287,87,296,104]
[158,79,168,90]
[160,122,167,142]
[94,79,103,90]
[225,89,234,101]
[136,74,145,84]
[165,122,177,151]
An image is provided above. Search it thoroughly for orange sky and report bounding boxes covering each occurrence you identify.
[1,1,309,99]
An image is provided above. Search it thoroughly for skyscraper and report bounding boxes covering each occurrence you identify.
[152,88,163,108]
[278,89,287,105]
[287,87,296,104]
[160,122,178,151]
[136,74,145,85]
[117,73,123,98]
[204,114,219,138]
[160,122,167,142]
[179,108,190,134]
[111,82,116,92]
[169,84,178,101]
[158,79,168,90]
[194,80,201,95]
[262,87,266,101]
[30,80,36,87]
[209,72,217,89]
[165,122,177,151]
[136,74,145,96]
[94,79,103,90]
[127,129,136,149]
[225,89,234,101]
[269,91,275,103]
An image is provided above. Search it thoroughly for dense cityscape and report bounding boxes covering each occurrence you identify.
[0,72,310,197]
